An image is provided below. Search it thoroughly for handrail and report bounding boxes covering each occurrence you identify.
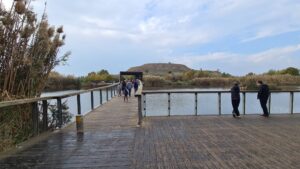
[0,83,118,108]
[143,90,300,94]
[0,82,118,143]
[135,80,143,126]
[0,83,118,137]
[141,90,300,117]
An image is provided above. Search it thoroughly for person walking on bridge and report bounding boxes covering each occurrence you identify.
[117,82,122,96]
[134,79,139,93]
[121,80,127,95]
[257,80,270,117]
[126,80,133,97]
[231,82,241,118]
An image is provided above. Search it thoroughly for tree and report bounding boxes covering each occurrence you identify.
[97,69,109,75]
[246,72,255,76]
[266,69,277,75]
[281,67,299,76]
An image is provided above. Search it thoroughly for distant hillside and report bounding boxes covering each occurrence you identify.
[128,63,191,75]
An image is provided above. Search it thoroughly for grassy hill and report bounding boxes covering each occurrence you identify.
[128,63,191,75]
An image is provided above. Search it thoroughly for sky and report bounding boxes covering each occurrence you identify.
[1,0,300,76]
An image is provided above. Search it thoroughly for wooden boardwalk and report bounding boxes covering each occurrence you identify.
[0,96,138,169]
[134,115,300,169]
[1,97,300,168]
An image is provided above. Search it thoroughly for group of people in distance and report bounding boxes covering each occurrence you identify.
[231,80,270,118]
[117,79,140,102]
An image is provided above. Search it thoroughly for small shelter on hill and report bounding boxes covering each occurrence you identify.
[119,71,143,81]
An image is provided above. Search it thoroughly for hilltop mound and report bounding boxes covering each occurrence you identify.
[128,63,191,75]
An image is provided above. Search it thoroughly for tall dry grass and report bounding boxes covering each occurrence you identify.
[0,1,68,152]
[144,74,300,90]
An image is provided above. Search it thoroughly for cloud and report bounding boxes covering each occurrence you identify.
[166,44,300,74]
[247,44,300,63]
[2,0,300,75]
[165,52,237,68]
[40,0,300,48]
[0,0,12,9]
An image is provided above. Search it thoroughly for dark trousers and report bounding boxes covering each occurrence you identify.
[128,88,132,97]
[232,99,240,116]
[260,99,269,116]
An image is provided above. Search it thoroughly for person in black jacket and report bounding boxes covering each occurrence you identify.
[231,82,241,118]
[257,81,270,117]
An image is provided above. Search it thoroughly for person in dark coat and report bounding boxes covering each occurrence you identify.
[133,79,139,93]
[126,80,133,97]
[123,85,129,102]
[231,82,241,118]
[121,80,127,95]
[257,80,270,117]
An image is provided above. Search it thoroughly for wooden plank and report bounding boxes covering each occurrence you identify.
[133,115,300,169]
[1,96,138,168]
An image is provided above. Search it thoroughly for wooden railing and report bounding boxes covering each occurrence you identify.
[0,83,118,135]
[134,80,143,126]
[139,90,300,118]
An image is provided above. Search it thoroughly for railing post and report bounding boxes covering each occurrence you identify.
[143,93,146,117]
[243,92,246,115]
[218,92,221,115]
[76,94,83,133]
[91,91,94,110]
[137,95,142,126]
[42,100,48,131]
[195,93,198,116]
[57,98,63,128]
[106,88,109,101]
[77,94,81,115]
[113,86,116,96]
[168,93,171,116]
[111,87,113,98]
[100,89,103,105]
[290,92,294,114]
[32,102,39,135]
[268,93,271,115]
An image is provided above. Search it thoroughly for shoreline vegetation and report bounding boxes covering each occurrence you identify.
[44,70,119,92]
[42,70,300,94]
[131,64,300,90]
[143,74,300,90]
[44,66,300,92]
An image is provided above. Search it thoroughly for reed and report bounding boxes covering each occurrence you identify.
[0,1,69,152]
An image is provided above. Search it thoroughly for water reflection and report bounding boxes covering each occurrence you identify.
[41,90,112,122]
[144,89,300,116]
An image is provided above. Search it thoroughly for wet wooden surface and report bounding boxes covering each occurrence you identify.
[134,115,300,169]
[0,96,138,169]
[1,96,300,169]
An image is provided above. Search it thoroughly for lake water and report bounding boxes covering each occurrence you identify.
[42,88,300,119]
[41,90,113,121]
[143,88,300,116]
